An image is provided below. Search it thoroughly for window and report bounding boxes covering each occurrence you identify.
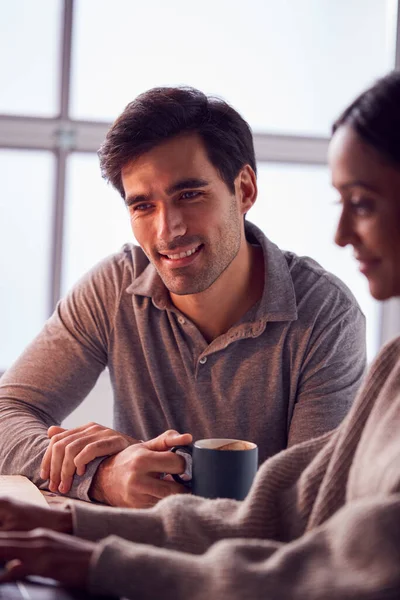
[0,0,62,116]
[71,0,396,135]
[62,153,132,294]
[1,0,399,379]
[0,150,54,370]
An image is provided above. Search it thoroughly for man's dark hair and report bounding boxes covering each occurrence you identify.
[98,86,256,198]
[333,70,400,167]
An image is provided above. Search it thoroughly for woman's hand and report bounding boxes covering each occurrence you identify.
[0,528,94,589]
[0,497,72,534]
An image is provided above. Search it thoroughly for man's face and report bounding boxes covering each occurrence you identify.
[121,134,248,296]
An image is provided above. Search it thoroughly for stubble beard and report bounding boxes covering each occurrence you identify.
[156,200,243,296]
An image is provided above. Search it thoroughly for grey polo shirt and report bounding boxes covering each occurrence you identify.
[0,222,366,500]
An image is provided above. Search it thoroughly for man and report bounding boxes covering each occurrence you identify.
[0,87,365,507]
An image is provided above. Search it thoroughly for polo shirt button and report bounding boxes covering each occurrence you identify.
[199,356,207,365]
[178,316,185,325]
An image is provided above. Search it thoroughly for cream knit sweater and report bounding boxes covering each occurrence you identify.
[70,336,400,599]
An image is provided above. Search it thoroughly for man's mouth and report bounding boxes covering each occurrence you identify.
[163,244,202,260]
[158,243,203,267]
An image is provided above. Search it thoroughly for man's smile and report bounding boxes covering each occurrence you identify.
[158,243,204,268]
[160,243,203,260]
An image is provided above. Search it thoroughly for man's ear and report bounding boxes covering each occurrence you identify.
[235,165,257,215]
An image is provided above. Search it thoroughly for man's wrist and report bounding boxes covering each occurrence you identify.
[88,459,109,504]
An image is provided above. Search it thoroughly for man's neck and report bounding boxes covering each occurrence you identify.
[170,242,265,343]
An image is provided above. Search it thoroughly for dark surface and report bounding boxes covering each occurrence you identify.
[0,578,118,599]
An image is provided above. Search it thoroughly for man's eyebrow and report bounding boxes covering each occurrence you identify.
[166,178,209,195]
[124,178,210,206]
[336,180,379,193]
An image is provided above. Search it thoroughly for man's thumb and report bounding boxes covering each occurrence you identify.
[146,430,192,451]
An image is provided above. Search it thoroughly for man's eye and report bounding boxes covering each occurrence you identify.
[180,190,200,200]
[131,203,152,212]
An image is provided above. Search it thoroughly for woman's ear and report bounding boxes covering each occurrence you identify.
[235,165,258,215]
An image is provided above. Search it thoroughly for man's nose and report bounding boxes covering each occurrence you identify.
[157,206,187,241]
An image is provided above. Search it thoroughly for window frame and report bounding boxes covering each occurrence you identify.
[1,0,400,374]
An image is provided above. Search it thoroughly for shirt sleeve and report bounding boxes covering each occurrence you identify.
[0,256,122,500]
[288,301,366,447]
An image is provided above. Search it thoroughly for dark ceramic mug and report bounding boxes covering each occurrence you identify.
[172,438,258,501]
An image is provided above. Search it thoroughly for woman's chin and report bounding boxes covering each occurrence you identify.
[368,281,395,301]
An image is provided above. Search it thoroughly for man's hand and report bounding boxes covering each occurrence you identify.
[40,423,138,494]
[0,497,72,534]
[89,429,192,508]
[0,529,94,588]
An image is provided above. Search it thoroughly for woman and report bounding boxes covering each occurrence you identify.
[0,72,400,599]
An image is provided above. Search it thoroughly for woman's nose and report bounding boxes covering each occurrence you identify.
[334,210,355,248]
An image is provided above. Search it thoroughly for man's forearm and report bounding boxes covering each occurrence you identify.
[0,401,50,484]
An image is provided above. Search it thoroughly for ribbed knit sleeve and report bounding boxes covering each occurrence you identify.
[88,495,400,600]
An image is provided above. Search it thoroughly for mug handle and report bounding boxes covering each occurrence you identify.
[170,445,193,487]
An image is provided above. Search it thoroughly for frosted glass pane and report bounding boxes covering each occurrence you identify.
[71,0,396,135]
[62,154,133,295]
[0,0,62,116]
[250,163,380,361]
[0,150,54,371]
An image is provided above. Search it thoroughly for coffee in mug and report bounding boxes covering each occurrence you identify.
[172,438,258,501]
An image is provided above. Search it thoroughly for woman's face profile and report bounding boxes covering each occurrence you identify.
[329,125,400,301]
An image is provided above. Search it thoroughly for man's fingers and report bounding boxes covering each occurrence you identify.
[73,437,129,473]
[164,431,192,448]
[132,447,187,476]
[47,426,66,439]
[76,464,86,477]
[42,423,136,491]
[48,433,86,493]
[41,423,99,480]
[56,435,104,494]
[41,427,78,480]
[59,436,133,494]
[145,429,192,452]
[40,443,54,481]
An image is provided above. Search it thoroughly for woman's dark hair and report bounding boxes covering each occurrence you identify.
[98,86,256,199]
[333,70,400,166]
